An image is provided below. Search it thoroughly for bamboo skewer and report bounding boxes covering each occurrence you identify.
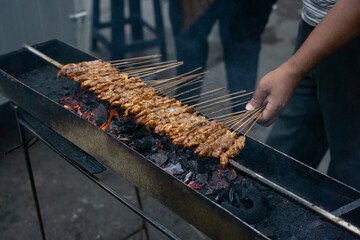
[233,106,264,133]
[171,83,214,98]
[195,92,253,110]
[137,62,184,78]
[153,72,206,90]
[107,54,161,63]
[199,99,249,114]
[191,90,248,107]
[211,110,247,120]
[182,89,228,104]
[111,57,162,67]
[163,77,204,94]
[244,113,262,136]
[128,62,183,75]
[179,87,226,102]
[154,76,202,93]
[116,60,177,71]
[153,76,194,90]
[147,70,205,88]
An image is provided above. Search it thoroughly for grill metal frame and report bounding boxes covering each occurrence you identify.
[1,39,360,239]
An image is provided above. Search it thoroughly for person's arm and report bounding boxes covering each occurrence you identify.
[246,0,360,126]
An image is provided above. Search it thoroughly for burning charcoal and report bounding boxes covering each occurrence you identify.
[211,170,228,190]
[60,97,79,110]
[184,172,193,183]
[117,134,131,143]
[79,104,90,113]
[163,163,184,175]
[215,168,237,188]
[149,152,168,166]
[188,173,208,190]
[134,136,155,150]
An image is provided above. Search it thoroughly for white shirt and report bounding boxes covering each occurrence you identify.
[302,0,338,26]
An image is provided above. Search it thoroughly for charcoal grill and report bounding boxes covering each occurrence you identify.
[1,39,360,239]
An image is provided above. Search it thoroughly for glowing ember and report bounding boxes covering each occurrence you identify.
[101,109,120,130]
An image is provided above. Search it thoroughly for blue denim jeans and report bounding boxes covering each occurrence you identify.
[266,21,360,190]
[169,0,275,111]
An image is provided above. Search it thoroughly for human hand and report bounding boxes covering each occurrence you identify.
[245,62,304,126]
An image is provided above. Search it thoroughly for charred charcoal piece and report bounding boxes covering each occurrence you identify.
[92,104,108,126]
[186,160,198,172]
[219,179,268,224]
[79,104,90,113]
[117,134,132,142]
[112,117,137,134]
[60,97,79,110]
[160,135,170,145]
[196,173,208,184]
[188,173,209,190]
[215,187,230,202]
[151,143,159,153]
[149,151,168,166]
[134,135,155,150]
[176,155,188,167]
[163,163,184,175]
[185,148,194,158]
[205,188,216,195]
[168,152,177,164]
[211,171,227,191]
[184,172,193,183]
[229,185,242,207]
[132,126,149,138]
[196,160,209,174]
[163,142,177,152]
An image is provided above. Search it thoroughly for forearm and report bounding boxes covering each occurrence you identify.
[287,0,360,78]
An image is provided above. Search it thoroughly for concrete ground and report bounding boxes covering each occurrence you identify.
[0,0,330,239]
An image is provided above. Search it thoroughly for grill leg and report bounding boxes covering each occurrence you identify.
[14,106,46,240]
[135,186,150,240]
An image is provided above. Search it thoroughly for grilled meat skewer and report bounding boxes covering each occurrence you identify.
[57,60,246,167]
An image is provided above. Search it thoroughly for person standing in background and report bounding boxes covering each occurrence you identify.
[169,0,276,112]
[246,0,360,190]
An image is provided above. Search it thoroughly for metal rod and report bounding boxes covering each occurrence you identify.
[121,228,143,240]
[135,186,150,240]
[14,106,46,240]
[3,137,38,156]
[331,198,360,217]
[17,114,181,240]
[23,44,63,69]
[228,159,360,237]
